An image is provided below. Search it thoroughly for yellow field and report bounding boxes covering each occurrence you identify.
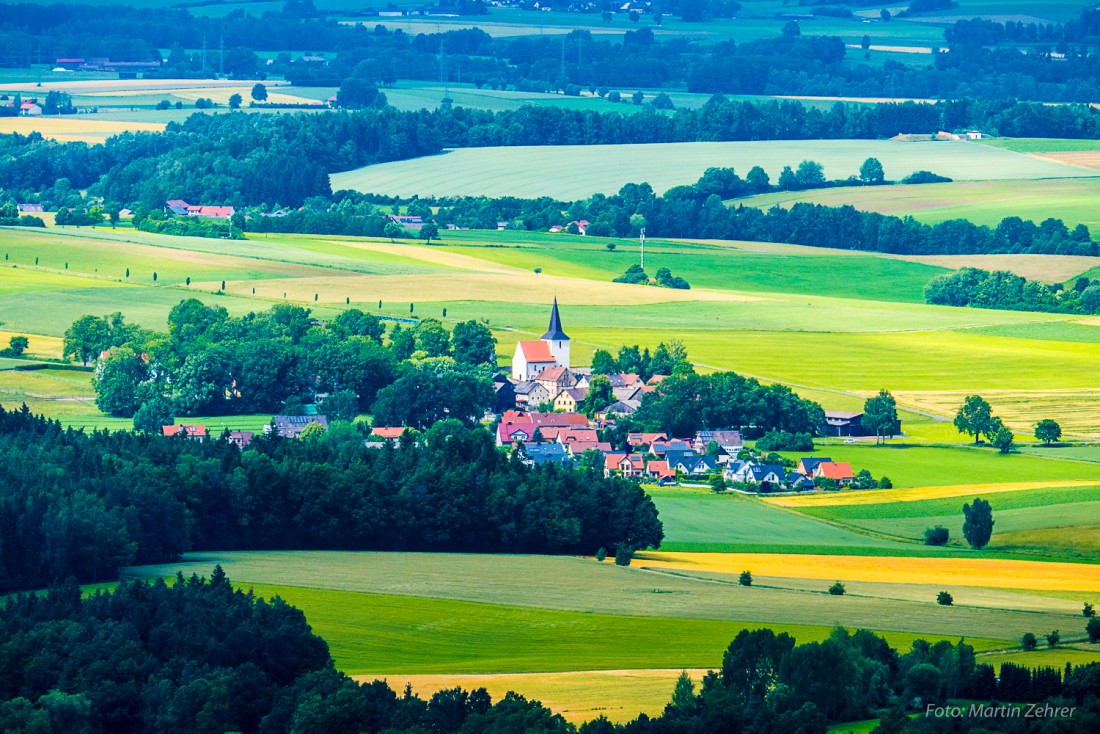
[894,389,1100,439]
[211,273,767,306]
[763,480,1097,507]
[889,254,1100,283]
[0,117,166,143]
[0,79,288,94]
[636,551,1100,591]
[354,669,705,724]
[0,330,63,360]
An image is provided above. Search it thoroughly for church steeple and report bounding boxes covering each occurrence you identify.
[542,297,569,341]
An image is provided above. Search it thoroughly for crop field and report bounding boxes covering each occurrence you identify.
[0,116,166,142]
[329,140,1092,200]
[764,481,1100,508]
[892,389,1100,439]
[735,177,1100,232]
[121,548,1098,719]
[637,551,1100,593]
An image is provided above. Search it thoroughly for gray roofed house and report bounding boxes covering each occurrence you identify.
[796,457,833,476]
[746,464,786,485]
[599,399,640,417]
[787,472,815,490]
[694,429,744,454]
[269,415,329,439]
[522,442,574,467]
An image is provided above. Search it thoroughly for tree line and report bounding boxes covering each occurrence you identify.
[0,406,662,592]
[8,573,1100,733]
[67,301,500,424]
[925,266,1100,314]
[382,171,1095,257]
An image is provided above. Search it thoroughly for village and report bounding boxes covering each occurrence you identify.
[159,299,882,494]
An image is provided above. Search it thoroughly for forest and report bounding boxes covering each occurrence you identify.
[4,579,1097,734]
[4,97,1100,210]
[924,267,1100,314]
[0,406,663,592]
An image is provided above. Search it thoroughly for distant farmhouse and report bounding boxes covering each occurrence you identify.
[166,200,235,219]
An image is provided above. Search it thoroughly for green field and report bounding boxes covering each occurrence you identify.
[797,483,1100,559]
[329,140,1092,200]
[733,177,1100,232]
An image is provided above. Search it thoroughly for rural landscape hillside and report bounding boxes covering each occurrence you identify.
[4,0,1100,732]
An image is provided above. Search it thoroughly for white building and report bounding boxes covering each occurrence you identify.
[512,298,571,380]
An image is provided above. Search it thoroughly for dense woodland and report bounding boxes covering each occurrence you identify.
[5,96,1100,210]
[7,2,1100,101]
[0,406,662,592]
[5,582,1098,734]
[925,267,1100,314]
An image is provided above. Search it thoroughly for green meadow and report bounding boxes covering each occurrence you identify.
[734,177,1100,232]
[329,140,1090,200]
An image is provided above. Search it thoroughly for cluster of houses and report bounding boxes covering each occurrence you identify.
[161,415,329,447]
[491,409,856,491]
[165,200,236,219]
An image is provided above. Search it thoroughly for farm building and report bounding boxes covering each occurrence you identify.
[17,204,44,213]
[165,200,235,219]
[19,102,42,116]
[162,424,208,441]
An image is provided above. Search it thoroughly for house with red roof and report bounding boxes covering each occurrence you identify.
[162,424,208,442]
[370,426,406,441]
[645,460,674,481]
[813,461,855,485]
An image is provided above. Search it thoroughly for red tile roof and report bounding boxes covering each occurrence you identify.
[371,427,405,439]
[646,460,674,478]
[162,424,207,437]
[536,366,570,382]
[518,340,555,362]
[604,453,627,470]
[817,462,855,480]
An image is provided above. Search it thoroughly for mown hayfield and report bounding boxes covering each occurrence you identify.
[981,138,1100,154]
[329,140,1091,200]
[0,116,166,143]
[354,669,705,724]
[636,551,1100,592]
[734,178,1100,232]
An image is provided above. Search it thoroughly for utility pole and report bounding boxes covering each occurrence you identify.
[218,34,224,76]
[639,227,645,271]
[201,35,207,74]
[439,40,448,99]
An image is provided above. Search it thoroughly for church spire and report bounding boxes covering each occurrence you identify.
[542,297,569,341]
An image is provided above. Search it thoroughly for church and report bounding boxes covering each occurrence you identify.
[512,298,571,380]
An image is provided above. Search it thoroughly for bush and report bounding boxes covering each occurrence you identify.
[615,545,634,566]
[1088,617,1100,643]
[739,570,752,586]
[878,476,892,489]
[902,170,953,184]
[924,525,950,546]
[828,581,845,596]
[1022,632,1037,651]
[1085,602,1095,618]
[755,429,814,452]
[1047,630,1060,647]
[595,547,607,562]
[937,591,953,606]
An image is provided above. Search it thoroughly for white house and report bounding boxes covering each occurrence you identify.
[512,298,571,380]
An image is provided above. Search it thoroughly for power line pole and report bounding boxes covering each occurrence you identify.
[639,227,645,271]
[201,35,207,74]
[218,34,224,76]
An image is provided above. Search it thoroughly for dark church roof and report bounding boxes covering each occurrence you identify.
[541,297,570,341]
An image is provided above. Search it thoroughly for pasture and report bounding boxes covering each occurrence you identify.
[329,140,1091,200]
